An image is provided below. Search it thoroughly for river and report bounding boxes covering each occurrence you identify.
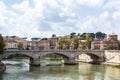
[0,59,120,80]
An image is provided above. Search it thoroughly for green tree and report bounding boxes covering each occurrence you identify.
[105,45,110,50]
[89,33,95,39]
[95,32,107,40]
[58,37,70,49]
[118,41,120,50]
[81,34,92,50]
[81,42,86,50]
[70,32,76,39]
[0,34,5,54]
[80,33,86,40]
[85,34,92,49]
[72,37,80,49]
[52,34,56,37]
[17,42,23,50]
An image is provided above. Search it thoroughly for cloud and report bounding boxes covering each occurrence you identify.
[0,1,7,25]
[12,0,30,12]
[0,0,120,39]
[112,11,120,20]
[100,11,109,19]
[104,0,120,10]
[76,0,103,7]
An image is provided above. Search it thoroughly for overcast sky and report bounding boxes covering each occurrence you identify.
[0,0,120,39]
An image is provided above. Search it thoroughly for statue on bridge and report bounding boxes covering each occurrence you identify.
[62,44,66,50]
[70,43,74,50]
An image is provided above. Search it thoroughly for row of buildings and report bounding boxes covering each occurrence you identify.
[91,33,119,50]
[3,33,119,50]
[4,36,60,50]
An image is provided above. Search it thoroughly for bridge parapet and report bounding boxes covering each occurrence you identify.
[2,50,105,59]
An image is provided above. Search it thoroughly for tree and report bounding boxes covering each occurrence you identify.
[89,33,95,39]
[77,33,81,37]
[17,42,23,50]
[41,38,48,40]
[85,34,92,49]
[81,34,92,50]
[72,36,80,49]
[0,34,5,54]
[58,37,70,49]
[101,33,107,39]
[105,45,110,50]
[118,41,120,50]
[70,32,76,39]
[52,34,56,37]
[80,42,86,50]
[80,33,86,40]
[31,37,40,41]
[95,32,107,40]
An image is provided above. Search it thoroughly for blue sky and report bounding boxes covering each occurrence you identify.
[0,0,120,39]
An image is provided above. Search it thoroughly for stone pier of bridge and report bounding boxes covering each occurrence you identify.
[64,58,78,65]
[30,58,41,66]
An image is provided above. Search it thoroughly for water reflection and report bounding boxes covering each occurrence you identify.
[104,66,120,80]
[0,60,120,80]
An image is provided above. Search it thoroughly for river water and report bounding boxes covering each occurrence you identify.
[0,60,120,80]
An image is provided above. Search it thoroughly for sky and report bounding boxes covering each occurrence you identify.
[0,0,120,39]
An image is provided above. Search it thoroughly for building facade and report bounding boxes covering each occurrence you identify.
[49,37,60,49]
[27,37,60,50]
[4,36,27,49]
[91,33,119,50]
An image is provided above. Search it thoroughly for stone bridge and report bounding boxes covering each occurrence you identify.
[0,50,105,66]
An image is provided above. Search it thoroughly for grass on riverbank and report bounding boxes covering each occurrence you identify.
[115,65,120,68]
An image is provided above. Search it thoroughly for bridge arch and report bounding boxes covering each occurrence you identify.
[40,52,76,64]
[40,52,70,59]
[75,52,104,63]
[1,52,41,66]
[1,53,34,60]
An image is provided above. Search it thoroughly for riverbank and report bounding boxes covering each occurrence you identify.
[114,65,120,68]
[102,62,120,69]
[0,61,6,73]
[77,60,120,68]
[102,62,120,66]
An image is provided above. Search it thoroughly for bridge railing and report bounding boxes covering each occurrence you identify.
[4,49,104,53]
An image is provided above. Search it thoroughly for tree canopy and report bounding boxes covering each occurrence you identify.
[80,34,92,50]
[80,32,107,40]
[0,34,5,54]
[95,32,107,40]
[70,32,76,39]
[72,36,80,49]
[17,41,23,50]
[58,37,70,49]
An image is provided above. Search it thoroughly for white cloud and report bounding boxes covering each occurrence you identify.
[0,1,7,25]
[104,0,120,10]
[45,0,60,7]
[0,1,6,10]
[76,0,103,7]
[112,11,120,20]
[100,11,109,19]
[12,0,30,12]
[0,0,120,39]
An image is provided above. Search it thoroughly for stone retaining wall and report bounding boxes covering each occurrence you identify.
[104,50,120,64]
